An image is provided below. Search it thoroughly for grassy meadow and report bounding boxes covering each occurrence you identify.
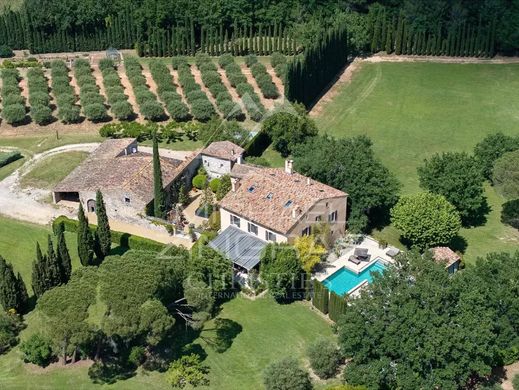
[315,61,519,262]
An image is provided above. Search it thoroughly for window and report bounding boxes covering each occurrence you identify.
[265,230,277,242]
[328,210,338,222]
[247,185,256,193]
[284,200,293,208]
[302,226,311,236]
[124,196,131,205]
[248,223,258,235]
[315,215,322,222]
[230,214,241,228]
[266,192,273,200]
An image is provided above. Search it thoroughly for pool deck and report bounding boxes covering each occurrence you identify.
[314,236,395,282]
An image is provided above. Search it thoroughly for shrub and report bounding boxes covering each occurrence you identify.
[186,90,207,101]
[236,82,254,97]
[83,103,108,122]
[195,52,211,67]
[29,91,50,106]
[31,105,53,125]
[165,354,208,388]
[160,91,181,102]
[219,100,244,120]
[2,94,25,106]
[20,333,54,367]
[0,312,23,354]
[99,58,114,71]
[209,178,221,193]
[0,45,14,58]
[226,71,247,87]
[2,104,26,124]
[199,62,218,72]
[140,100,165,121]
[0,151,22,168]
[218,54,234,68]
[1,85,21,97]
[245,54,258,67]
[263,357,312,390]
[128,346,146,367]
[58,104,81,123]
[110,100,134,120]
[501,199,519,229]
[271,52,286,68]
[513,374,519,390]
[108,92,128,103]
[208,210,221,231]
[192,174,207,190]
[492,150,519,200]
[307,338,341,379]
[167,100,190,121]
[80,91,104,106]
[251,62,267,76]
[56,94,76,107]
[190,99,216,121]
[102,73,120,87]
[171,56,188,70]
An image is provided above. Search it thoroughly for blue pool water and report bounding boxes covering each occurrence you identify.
[322,260,386,296]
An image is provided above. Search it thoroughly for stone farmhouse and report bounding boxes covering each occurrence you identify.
[200,140,245,179]
[210,159,348,273]
[53,138,200,219]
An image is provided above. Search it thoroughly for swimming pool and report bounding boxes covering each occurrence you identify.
[322,260,386,296]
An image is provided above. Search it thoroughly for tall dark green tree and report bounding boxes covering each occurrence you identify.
[31,243,45,298]
[94,190,111,260]
[77,203,94,266]
[0,255,28,313]
[55,222,72,283]
[152,134,166,219]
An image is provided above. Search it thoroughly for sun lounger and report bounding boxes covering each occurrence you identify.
[354,248,369,260]
[348,255,361,265]
[386,247,400,258]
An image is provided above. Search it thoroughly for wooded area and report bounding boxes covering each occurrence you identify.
[0,0,515,56]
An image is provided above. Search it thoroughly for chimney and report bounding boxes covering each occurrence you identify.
[306,177,311,186]
[285,159,294,175]
[237,154,243,165]
[292,206,300,219]
[231,177,240,192]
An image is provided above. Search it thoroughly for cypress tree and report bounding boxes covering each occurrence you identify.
[46,235,62,286]
[95,190,111,260]
[370,8,382,53]
[153,134,166,219]
[395,12,404,55]
[385,17,393,53]
[56,222,72,283]
[0,255,27,313]
[77,203,94,266]
[31,243,45,298]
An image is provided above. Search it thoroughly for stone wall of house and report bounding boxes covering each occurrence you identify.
[286,196,348,243]
[201,155,233,179]
[79,190,147,221]
[220,208,289,244]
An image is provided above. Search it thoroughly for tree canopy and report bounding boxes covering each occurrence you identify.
[338,251,499,390]
[263,357,312,390]
[492,150,519,200]
[293,135,399,232]
[418,152,486,225]
[474,133,519,179]
[391,192,461,249]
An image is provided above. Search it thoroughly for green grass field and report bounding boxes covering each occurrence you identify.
[0,216,80,286]
[0,295,335,389]
[315,61,519,262]
[20,151,89,190]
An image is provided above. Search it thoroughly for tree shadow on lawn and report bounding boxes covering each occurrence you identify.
[200,318,242,353]
[461,198,491,228]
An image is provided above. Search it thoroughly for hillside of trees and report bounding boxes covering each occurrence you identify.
[0,0,517,56]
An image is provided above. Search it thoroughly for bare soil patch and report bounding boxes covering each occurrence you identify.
[117,65,143,123]
[217,68,247,115]
[168,64,191,111]
[25,359,93,374]
[91,62,108,106]
[266,65,285,97]
[18,68,29,101]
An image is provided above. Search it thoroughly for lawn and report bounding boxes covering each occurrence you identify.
[0,133,103,154]
[0,215,80,286]
[19,151,89,189]
[315,61,519,263]
[0,296,336,389]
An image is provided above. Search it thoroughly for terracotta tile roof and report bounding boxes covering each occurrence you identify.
[202,141,244,162]
[431,247,461,268]
[230,163,262,179]
[219,167,347,234]
[54,139,190,204]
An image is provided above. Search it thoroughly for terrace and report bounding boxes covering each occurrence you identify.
[314,236,399,296]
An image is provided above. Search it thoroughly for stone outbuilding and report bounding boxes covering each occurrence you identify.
[431,246,461,274]
[200,141,245,179]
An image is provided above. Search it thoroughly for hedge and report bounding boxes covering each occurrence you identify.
[166,100,191,121]
[192,174,207,189]
[218,54,234,68]
[190,99,216,121]
[270,52,286,68]
[328,291,347,322]
[110,100,134,120]
[52,216,166,251]
[245,54,258,67]
[312,279,329,315]
[28,91,50,107]
[0,45,14,58]
[140,100,165,121]
[0,151,22,168]
[171,56,188,70]
[100,59,134,119]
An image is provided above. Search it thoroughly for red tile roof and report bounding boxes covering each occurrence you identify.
[431,247,461,268]
[219,167,347,234]
[202,141,244,162]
